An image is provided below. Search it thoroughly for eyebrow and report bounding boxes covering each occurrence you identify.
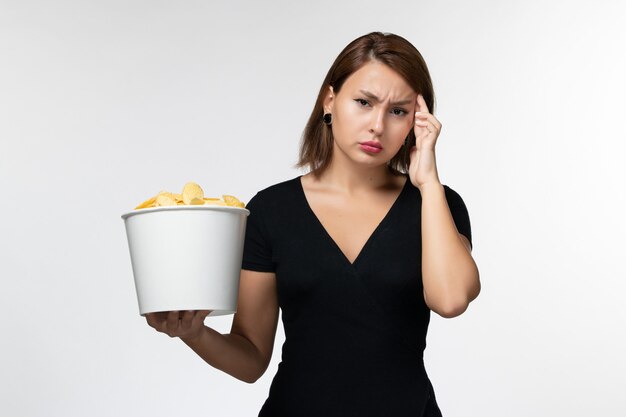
[359,89,413,106]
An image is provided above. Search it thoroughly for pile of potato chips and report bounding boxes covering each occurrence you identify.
[134,182,245,210]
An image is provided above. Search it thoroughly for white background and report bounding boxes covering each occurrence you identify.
[1,0,625,415]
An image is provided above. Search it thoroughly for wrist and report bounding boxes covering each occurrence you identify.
[418,181,443,194]
[181,325,207,346]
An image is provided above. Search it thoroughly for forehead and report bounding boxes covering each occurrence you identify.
[341,61,414,96]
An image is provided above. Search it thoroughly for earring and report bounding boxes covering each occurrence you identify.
[323,113,332,125]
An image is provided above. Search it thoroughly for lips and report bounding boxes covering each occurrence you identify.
[359,141,383,154]
[360,141,383,150]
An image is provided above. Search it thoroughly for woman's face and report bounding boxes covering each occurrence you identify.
[324,60,417,169]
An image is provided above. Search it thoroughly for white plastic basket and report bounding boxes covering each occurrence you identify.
[121,205,249,316]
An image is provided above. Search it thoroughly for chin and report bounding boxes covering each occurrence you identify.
[352,154,390,167]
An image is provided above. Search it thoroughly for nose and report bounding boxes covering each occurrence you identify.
[369,107,385,136]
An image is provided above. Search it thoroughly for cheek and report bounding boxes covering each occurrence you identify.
[335,106,367,135]
[393,119,413,138]
[337,104,362,123]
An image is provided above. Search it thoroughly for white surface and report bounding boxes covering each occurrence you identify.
[1,0,625,416]
[123,206,248,316]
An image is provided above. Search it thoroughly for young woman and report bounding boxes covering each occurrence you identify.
[146,31,480,416]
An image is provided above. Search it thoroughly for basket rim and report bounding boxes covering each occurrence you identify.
[121,205,250,220]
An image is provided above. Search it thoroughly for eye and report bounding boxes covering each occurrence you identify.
[354,98,370,107]
[391,108,408,116]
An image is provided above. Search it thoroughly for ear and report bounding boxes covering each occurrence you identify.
[323,86,334,113]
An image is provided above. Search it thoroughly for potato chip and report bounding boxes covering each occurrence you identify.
[203,199,227,206]
[135,196,156,210]
[182,182,204,205]
[133,182,245,210]
[223,195,245,208]
[155,191,177,206]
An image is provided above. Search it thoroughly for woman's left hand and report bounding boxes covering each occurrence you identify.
[408,94,442,190]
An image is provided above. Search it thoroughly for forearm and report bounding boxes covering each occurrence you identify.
[181,327,265,383]
[420,182,480,318]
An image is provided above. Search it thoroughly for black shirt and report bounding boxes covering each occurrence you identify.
[242,175,472,417]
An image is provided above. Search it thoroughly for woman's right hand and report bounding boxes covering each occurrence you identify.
[145,310,212,342]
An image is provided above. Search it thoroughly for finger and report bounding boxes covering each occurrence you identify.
[417,94,429,114]
[149,312,168,328]
[180,310,194,330]
[414,110,430,130]
[166,310,180,333]
[147,312,170,334]
[192,310,211,326]
[416,113,441,131]
[145,313,160,329]
[199,310,212,319]
[414,119,437,135]
[414,111,440,127]
[414,119,430,135]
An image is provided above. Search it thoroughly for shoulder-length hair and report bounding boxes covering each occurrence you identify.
[296,32,435,176]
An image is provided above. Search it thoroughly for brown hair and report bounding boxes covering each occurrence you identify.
[296,31,435,176]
